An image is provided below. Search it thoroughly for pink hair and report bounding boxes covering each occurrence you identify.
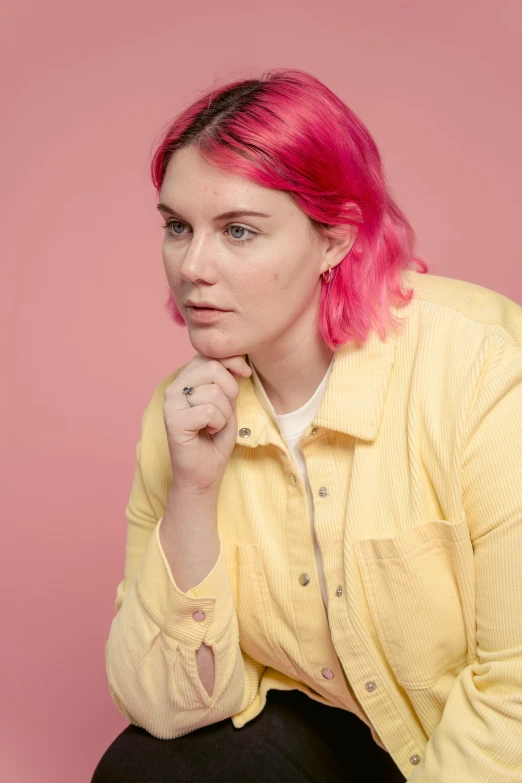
[150,67,428,349]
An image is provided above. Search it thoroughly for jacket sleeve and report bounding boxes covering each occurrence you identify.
[105,386,266,740]
[409,329,522,782]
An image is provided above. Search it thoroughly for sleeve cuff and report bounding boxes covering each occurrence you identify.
[133,514,234,647]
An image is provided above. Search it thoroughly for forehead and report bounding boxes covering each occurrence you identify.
[160,146,294,213]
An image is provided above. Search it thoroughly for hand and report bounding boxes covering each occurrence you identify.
[163,352,252,494]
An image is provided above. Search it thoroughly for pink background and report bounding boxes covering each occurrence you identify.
[3,1,521,780]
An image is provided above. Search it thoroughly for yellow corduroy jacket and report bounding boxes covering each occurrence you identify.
[105,270,522,781]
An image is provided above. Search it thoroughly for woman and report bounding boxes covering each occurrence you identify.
[92,69,522,782]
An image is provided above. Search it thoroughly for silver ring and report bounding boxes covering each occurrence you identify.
[182,386,196,408]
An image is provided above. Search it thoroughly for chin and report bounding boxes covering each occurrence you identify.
[188,332,244,359]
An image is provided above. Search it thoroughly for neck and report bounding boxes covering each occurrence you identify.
[247,336,334,415]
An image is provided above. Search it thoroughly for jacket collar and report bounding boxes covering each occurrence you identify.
[234,312,399,449]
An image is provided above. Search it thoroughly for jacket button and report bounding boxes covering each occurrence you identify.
[238,427,251,438]
[192,611,206,622]
[335,586,343,597]
[311,427,318,435]
[318,487,329,497]
[410,755,421,766]
[365,681,377,692]
[290,474,297,486]
[299,573,310,586]
[321,668,334,679]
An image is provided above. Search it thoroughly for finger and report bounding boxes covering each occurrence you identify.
[178,360,247,410]
[176,382,234,421]
[167,402,227,442]
[194,352,252,377]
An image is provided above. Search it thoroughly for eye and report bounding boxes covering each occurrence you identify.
[161,220,257,244]
[228,225,255,242]
[163,220,186,236]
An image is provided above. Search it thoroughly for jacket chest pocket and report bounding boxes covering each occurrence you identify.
[353,516,476,689]
[225,542,298,676]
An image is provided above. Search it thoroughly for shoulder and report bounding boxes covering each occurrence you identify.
[403,270,522,353]
[135,361,192,511]
[139,359,192,450]
[147,362,190,411]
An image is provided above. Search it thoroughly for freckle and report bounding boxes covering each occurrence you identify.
[274,273,279,281]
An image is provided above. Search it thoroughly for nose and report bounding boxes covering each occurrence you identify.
[178,234,218,284]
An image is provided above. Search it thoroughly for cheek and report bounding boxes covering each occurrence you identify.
[162,250,181,280]
[161,247,170,270]
[238,267,294,306]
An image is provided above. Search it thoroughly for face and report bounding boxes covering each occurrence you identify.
[157,145,350,361]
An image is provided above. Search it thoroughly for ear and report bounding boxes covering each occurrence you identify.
[321,222,359,275]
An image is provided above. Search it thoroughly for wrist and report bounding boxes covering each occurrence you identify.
[168,482,221,501]
[166,485,221,518]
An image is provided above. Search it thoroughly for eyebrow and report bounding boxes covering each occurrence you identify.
[156,203,272,221]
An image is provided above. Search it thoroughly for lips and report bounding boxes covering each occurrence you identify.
[186,302,227,310]
[186,306,232,324]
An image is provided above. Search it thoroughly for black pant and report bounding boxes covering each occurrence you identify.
[91,689,406,782]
